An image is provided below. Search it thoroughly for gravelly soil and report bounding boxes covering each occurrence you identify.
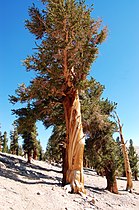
[0,152,139,210]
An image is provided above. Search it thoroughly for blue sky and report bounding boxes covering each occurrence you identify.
[0,0,139,149]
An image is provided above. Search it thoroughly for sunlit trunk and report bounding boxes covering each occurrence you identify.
[63,90,85,193]
[115,112,133,192]
[121,141,133,192]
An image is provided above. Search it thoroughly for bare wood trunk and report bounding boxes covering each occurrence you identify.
[121,140,133,192]
[63,90,85,193]
[115,113,133,192]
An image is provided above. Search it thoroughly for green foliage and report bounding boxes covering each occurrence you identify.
[22,130,36,154]
[81,78,117,138]
[85,137,122,178]
[18,145,24,156]
[81,78,122,179]
[25,0,107,84]
[45,124,66,163]
[12,104,39,161]
[9,0,107,126]
[21,125,38,159]
[115,136,125,176]
[12,104,37,132]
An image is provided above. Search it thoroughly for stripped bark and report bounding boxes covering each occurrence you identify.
[63,90,85,193]
[121,139,133,192]
[115,112,133,192]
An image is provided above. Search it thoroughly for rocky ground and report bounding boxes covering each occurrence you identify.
[0,152,139,210]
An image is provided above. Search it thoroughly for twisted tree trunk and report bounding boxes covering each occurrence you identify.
[63,90,85,193]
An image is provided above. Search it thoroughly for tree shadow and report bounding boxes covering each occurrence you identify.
[116,176,127,181]
[0,153,62,186]
[84,168,106,194]
[84,168,98,177]
[85,184,105,194]
[0,153,61,173]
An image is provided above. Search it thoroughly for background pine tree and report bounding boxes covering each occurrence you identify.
[12,104,39,163]
[10,124,19,155]
[2,131,9,153]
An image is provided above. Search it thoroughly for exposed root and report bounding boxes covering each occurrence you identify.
[66,169,86,194]
[64,184,72,193]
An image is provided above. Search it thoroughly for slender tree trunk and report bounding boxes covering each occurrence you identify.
[33,147,37,160]
[83,156,87,168]
[62,145,67,186]
[16,148,18,156]
[122,170,126,177]
[63,90,85,193]
[115,112,133,192]
[121,141,133,192]
[27,150,32,163]
[134,171,138,181]
[105,168,118,194]
[0,142,2,152]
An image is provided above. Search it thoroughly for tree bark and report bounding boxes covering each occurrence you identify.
[27,150,32,163]
[134,171,138,181]
[16,148,18,156]
[121,141,133,192]
[63,90,85,193]
[115,112,133,192]
[105,168,118,194]
[33,147,37,160]
[62,145,67,186]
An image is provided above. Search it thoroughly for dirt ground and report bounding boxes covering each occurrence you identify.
[0,152,139,210]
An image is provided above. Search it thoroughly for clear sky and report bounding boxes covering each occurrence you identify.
[0,0,139,150]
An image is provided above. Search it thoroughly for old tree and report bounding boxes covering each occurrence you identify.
[10,0,107,193]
